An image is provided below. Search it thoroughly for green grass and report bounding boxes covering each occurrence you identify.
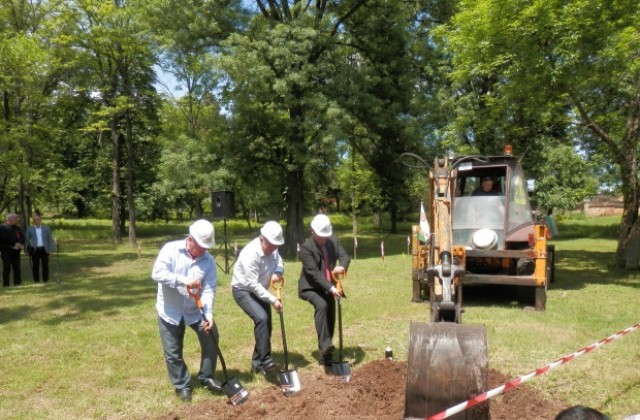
[0,216,639,419]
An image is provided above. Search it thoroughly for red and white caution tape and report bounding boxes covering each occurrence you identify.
[427,322,640,420]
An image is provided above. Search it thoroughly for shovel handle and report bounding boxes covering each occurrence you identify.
[187,283,203,309]
[331,271,346,294]
[271,276,285,300]
[187,282,232,384]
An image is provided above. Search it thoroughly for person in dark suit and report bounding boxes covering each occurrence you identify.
[298,214,350,366]
[25,214,54,283]
[0,213,24,287]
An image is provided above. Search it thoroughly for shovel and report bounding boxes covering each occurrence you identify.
[271,277,302,396]
[331,272,352,382]
[188,284,249,405]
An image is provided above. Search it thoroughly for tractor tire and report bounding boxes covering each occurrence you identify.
[518,284,546,310]
[534,284,546,311]
[546,244,555,283]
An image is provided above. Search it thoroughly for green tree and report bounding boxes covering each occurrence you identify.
[332,0,421,233]
[533,143,598,213]
[145,0,241,219]
[220,0,368,255]
[441,0,640,267]
[0,0,71,224]
[59,0,160,245]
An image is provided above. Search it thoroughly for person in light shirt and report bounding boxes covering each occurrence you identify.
[151,219,222,402]
[24,214,53,283]
[230,221,285,376]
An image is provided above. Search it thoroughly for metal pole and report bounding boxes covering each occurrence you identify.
[224,218,229,273]
[56,238,60,285]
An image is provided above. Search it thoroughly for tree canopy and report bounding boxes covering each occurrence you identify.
[1,0,639,265]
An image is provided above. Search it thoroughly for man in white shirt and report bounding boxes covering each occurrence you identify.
[231,221,285,375]
[152,219,222,402]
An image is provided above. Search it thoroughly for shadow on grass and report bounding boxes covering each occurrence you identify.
[551,248,640,289]
[43,276,156,326]
[0,276,155,326]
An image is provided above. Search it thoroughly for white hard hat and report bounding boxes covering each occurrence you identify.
[189,219,215,249]
[311,214,332,237]
[260,221,284,246]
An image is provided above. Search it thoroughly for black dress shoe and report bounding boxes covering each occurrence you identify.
[319,354,333,366]
[200,377,223,393]
[320,344,335,357]
[175,388,192,402]
[264,361,279,372]
[252,365,267,375]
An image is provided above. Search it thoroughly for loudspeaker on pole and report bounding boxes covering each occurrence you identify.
[212,190,234,220]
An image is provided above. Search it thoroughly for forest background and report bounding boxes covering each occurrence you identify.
[2,0,640,266]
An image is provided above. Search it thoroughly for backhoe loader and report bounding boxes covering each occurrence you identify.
[404,146,554,419]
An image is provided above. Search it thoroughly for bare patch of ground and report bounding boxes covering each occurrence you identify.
[157,360,568,419]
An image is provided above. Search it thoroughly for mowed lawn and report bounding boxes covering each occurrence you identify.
[0,215,638,419]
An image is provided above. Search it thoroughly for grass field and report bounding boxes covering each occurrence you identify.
[0,215,638,419]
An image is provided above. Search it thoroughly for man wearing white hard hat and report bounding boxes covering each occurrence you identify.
[298,214,350,366]
[231,220,285,375]
[152,219,222,402]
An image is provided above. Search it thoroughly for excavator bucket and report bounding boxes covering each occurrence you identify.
[404,322,489,420]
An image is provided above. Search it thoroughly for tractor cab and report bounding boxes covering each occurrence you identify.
[452,153,535,252]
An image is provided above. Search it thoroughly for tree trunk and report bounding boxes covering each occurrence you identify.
[283,167,305,258]
[125,109,137,247]
[111,117,122,244]
[616,111,640,268]
[389,199,398,234]
[619,182,640,269]
[623,223,640,269]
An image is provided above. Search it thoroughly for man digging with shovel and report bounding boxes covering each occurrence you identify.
[298,214,350,368]
[231,221,285,376]
[152,220,223,402]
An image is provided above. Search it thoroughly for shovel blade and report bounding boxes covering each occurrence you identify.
[279,369,302,396]
[331,361,352,382]
[223,377,250,406]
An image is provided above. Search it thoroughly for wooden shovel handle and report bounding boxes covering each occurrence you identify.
[271,276,285,300]
[187,283,203,309]
[331,272,346,294]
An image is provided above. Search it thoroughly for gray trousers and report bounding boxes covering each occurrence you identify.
[232,287,274,369]
[157,316,219,391]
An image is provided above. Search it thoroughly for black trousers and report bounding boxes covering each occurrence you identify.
[31,247,49,283]
[232,287,274,369]
[2,249,21,286]
[300,289,336,355]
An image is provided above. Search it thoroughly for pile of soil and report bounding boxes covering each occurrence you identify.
[158,360,568,419]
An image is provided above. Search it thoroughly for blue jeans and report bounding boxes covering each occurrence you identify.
[232,287,274,369]
[157,316,219,390]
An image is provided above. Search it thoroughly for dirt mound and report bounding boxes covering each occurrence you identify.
[158,360,567,419]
